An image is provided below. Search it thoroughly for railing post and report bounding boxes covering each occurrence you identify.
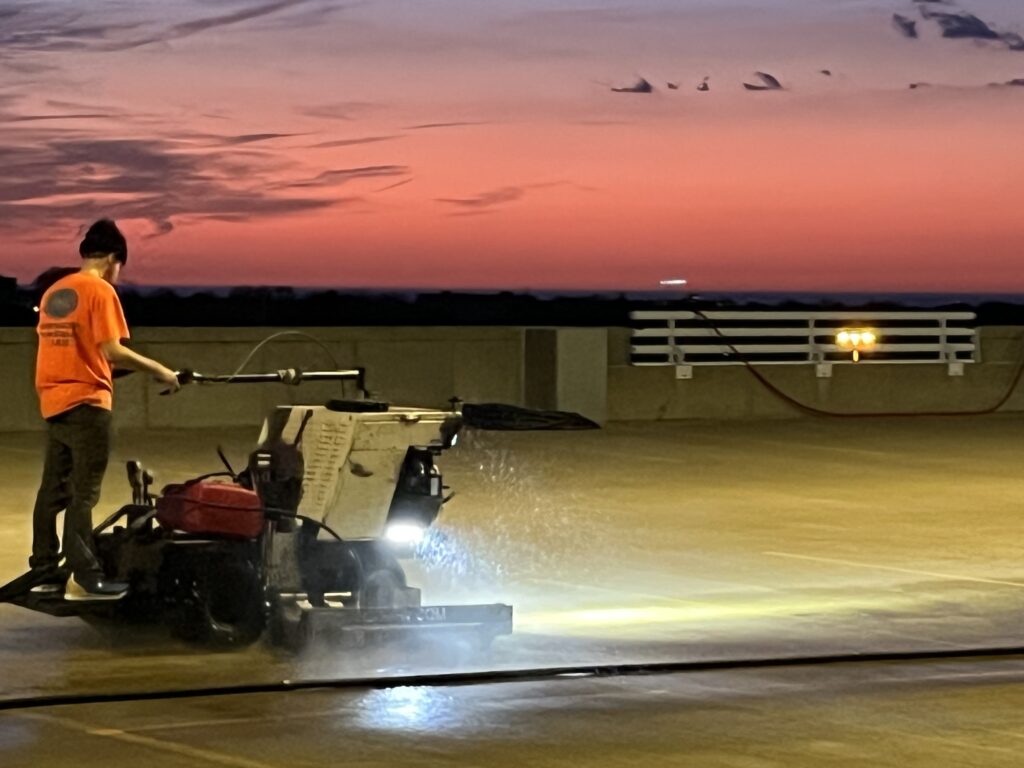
[810,316,831,377]
[941,317,962,376]
[669,316,692,379]
[809,317,827,364]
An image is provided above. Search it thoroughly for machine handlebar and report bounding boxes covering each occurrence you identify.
[163,368,366,395]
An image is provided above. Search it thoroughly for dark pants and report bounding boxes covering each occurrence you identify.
[30,404,111,577]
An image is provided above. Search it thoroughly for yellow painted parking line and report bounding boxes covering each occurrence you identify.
[17,711,280,768]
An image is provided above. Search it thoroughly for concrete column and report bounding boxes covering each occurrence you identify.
[524,328,608,424]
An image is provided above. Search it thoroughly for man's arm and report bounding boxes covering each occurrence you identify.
[99,340,180,391]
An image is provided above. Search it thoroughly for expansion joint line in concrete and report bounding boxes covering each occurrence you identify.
[4,645,1024,713]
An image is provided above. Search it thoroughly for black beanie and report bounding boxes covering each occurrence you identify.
[79,219,127,264]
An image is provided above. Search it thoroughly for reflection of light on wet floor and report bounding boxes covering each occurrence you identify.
[515,593,924,636]
[353,686,460,732]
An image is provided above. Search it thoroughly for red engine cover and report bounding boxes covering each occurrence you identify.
[156,480,264,540]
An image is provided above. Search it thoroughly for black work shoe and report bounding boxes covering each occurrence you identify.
[64,573,128,601]
[28,565,69,595]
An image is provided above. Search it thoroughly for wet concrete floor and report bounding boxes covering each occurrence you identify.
[7,659,1024,767]
[3,415,1024,764]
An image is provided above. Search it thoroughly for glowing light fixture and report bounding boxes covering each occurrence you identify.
[385,522,425,545]
[835,328,877,362]
[659,278,688,287]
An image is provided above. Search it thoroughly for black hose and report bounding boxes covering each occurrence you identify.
[182,501,363,583]
[145,496,348,543]
[691,309,1024,418]
[2,644,1024,712]
[276,511,346,545]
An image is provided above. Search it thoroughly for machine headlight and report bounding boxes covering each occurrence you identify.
[386,522,425,545]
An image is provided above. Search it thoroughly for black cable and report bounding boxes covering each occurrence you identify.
[223,331,342,383]
[690,308,1024,418]
[150,496,347,543]
[277,511,346,544]
[2,644,1024,713]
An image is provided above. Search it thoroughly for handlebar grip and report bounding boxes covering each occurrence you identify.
[158,368,193,396]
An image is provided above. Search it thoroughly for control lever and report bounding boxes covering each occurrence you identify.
[141,470,155,506]
[126,461,144,505]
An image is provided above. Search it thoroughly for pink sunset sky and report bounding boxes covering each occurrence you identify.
[0,0,1022,292]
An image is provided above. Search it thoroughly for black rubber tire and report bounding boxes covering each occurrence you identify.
[171,560,265,649]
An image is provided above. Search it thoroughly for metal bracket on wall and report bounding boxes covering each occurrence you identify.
[816,363,833,378]
[675,364,693,380]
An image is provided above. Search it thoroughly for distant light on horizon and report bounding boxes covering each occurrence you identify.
[659,278,688,287]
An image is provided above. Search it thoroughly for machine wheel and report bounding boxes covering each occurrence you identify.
[171,559,265,649]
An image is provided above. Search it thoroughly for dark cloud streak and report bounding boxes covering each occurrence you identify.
[0,132,387,239]
[436,186,524,210]
[611,78,653,94]
[0,59,61,74]
[297,101,380,121]
[2,113,112,122]
[436,181,578,215]
[275,165,408,189]
[404,121,489,130]
[164,0,309,41]
[374,177,413,193]
[308,135,402,149]
[892,14,918,39]
[211,132,300,145]
[1002,32,1024,51]
[924,11,999,40]
[743,72,783,91]
[911,1,1022,52]
[0,0,340,55]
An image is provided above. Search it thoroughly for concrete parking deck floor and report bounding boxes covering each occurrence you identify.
[3,415,1024,764]
[9,660,1024,768]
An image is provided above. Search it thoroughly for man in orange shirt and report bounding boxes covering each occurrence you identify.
[31,219,181,600]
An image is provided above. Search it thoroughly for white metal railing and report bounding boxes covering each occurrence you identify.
[629,311,977,378]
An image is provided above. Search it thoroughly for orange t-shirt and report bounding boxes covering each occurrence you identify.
[35,272,130,419]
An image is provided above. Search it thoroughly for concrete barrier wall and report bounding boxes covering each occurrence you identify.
[606,326,1024,420]
[0,327,525,432]
[3,325,1023,430]
[523,328,608,424]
